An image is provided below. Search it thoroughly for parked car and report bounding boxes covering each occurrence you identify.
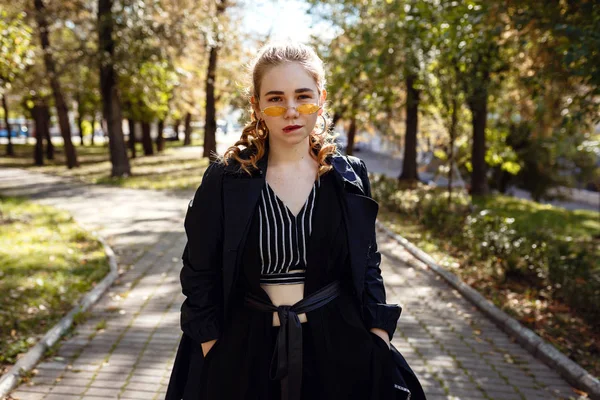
[216,119,230,135]
[0,126,27,138]
[163,127,179,141]
[353,141,365,152]
[334,135,366,152]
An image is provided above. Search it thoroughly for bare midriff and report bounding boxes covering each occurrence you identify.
[261,282,308,326]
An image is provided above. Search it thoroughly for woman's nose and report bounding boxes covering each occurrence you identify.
[284,101,300,119]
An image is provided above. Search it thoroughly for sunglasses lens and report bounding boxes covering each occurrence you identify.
[297,104,320,114]
[262,104,320,116]
[263,106,286,117]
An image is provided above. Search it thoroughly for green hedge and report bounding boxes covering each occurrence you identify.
[370,174,600,328]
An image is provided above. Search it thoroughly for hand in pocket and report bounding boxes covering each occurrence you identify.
[201,339,218,357]
[369,331,390,351]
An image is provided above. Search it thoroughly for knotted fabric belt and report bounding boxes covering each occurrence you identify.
[243,280,342,400]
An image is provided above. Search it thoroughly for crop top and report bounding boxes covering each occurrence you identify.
[258,177,321,285]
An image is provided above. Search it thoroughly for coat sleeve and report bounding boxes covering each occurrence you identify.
[357,159,402,341]
[180,162,225,345]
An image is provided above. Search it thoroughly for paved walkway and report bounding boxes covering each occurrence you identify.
[0,167,581,400]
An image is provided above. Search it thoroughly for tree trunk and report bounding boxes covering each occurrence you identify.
[330,105,348,133]
[346,116,357,156]
[183,112,192,146]
[331,112,342,131]
[204,45,218,159]
[498,170,510,193]
[399,73,420,182]
[76,92,85,145]
[101,118,108,143]
[448,96,458,207]
[141,122,153,155]
[203,0,227,159]
[156,119,165,152]
[128,118,136,158]
[173,118,181,141]
[90,114,96,146]
[42,104,53,160]
[2,94,14,156]
[98,0,131,176]
[77,112,84,146]
[34,0,78,168]
[32,103,45,165]
[468,86,489,196]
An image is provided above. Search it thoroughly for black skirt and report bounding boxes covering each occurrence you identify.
[197,171,396,399]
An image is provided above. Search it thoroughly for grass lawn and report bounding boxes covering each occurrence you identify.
[473,195,600,241]
[377,196,600,378]
[0,139,209,191]
[0,196,109,374]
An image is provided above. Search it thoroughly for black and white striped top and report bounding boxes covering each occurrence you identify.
[258,176,321,285]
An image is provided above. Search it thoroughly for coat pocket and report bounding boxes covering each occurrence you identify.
[203,338,222,362]
[369,331,389,351]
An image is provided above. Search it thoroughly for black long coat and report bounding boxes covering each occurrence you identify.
[165,146,426,400]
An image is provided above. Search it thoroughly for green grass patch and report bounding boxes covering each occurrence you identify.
[473,195,600,241]
[0,196,110,373]
[0,139,209,191]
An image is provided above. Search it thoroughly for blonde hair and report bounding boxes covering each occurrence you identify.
[220,42,338,176]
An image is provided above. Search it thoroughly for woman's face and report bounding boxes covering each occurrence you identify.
[253,62,327,147]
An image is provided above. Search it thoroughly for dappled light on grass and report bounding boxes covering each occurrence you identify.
[0,196,109,373]
[473,195,600,240]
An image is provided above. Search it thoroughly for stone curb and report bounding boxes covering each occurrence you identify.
[377,220,600,400]
[0,236,119,400]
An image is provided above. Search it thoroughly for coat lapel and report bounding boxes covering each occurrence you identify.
[221,148,378,318]
[329,156,379,302]
[222,151,267,318]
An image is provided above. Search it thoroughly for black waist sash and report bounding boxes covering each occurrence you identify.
[243,280,342,400]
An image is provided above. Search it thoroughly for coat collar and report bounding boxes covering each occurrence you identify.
[222,143,365,196]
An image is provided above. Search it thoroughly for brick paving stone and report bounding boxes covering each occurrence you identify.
[120,389,159,399]
[44,394,81,400]
[12,384,54,394]
[52,377,87,388]
[45,384,86,396]
[21,375,59,387]
[88,378,127,389]
[123,381,162,391]
[84,387,123,397]
[7,391,47,400]
[129,374,165,384]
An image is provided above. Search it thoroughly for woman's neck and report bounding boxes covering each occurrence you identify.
[267,137,312,168]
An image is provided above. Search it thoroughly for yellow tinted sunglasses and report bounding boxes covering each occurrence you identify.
[260,103,322,117]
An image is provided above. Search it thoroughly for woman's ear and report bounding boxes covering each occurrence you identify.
[250,96,260,118]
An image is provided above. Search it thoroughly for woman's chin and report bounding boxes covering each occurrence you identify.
[273,131,310,144]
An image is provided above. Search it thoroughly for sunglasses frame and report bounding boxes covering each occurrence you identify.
[259,101,322,117]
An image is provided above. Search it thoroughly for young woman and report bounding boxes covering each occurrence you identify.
[166,42,425,400]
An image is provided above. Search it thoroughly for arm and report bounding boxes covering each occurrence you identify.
[358,159,401,349]
[180,162,225,352]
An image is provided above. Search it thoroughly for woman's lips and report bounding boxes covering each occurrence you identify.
[283,125,302,133]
